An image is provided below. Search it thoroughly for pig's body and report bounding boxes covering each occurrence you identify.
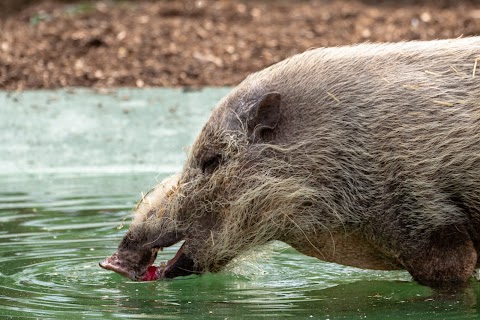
[101,37,480,290]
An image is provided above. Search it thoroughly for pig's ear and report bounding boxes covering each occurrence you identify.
[246,92,281,141]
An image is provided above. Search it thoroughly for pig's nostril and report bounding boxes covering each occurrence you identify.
[99,257,137,280]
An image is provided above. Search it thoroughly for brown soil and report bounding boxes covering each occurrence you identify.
[1,0,480,90]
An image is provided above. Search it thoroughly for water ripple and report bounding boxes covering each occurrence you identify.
[0,173,475,319]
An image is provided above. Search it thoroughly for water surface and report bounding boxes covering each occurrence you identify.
[1,89,480,319]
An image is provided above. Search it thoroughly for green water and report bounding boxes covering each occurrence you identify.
[1,89,480,319]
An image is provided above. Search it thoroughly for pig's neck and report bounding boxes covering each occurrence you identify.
[281,229,402,271]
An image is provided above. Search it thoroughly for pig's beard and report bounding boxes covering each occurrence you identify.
[102,136,362,280]
[147,146,347,276]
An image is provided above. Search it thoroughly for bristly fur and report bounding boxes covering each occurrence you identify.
[114,37,480,289]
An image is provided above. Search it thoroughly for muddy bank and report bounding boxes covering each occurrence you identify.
[1,0,479,90]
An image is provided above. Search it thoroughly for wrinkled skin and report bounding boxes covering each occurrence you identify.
[101,37,480,290]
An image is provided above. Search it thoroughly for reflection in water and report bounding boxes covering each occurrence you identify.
[1,172,479,320]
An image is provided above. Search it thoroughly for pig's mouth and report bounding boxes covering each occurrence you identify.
[99,239,198,281]
[148,241,198,280]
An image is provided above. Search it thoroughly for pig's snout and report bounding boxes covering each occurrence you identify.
[99,252,136,279]
[99,248,157,280]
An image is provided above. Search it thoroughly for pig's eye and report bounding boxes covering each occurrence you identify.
[202,153,222,174]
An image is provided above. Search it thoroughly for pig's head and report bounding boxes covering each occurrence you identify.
[100,87,327,280]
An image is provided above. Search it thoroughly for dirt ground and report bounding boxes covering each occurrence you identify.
[1,0,480,90]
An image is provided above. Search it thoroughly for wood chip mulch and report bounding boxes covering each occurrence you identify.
[1,0,480,90]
